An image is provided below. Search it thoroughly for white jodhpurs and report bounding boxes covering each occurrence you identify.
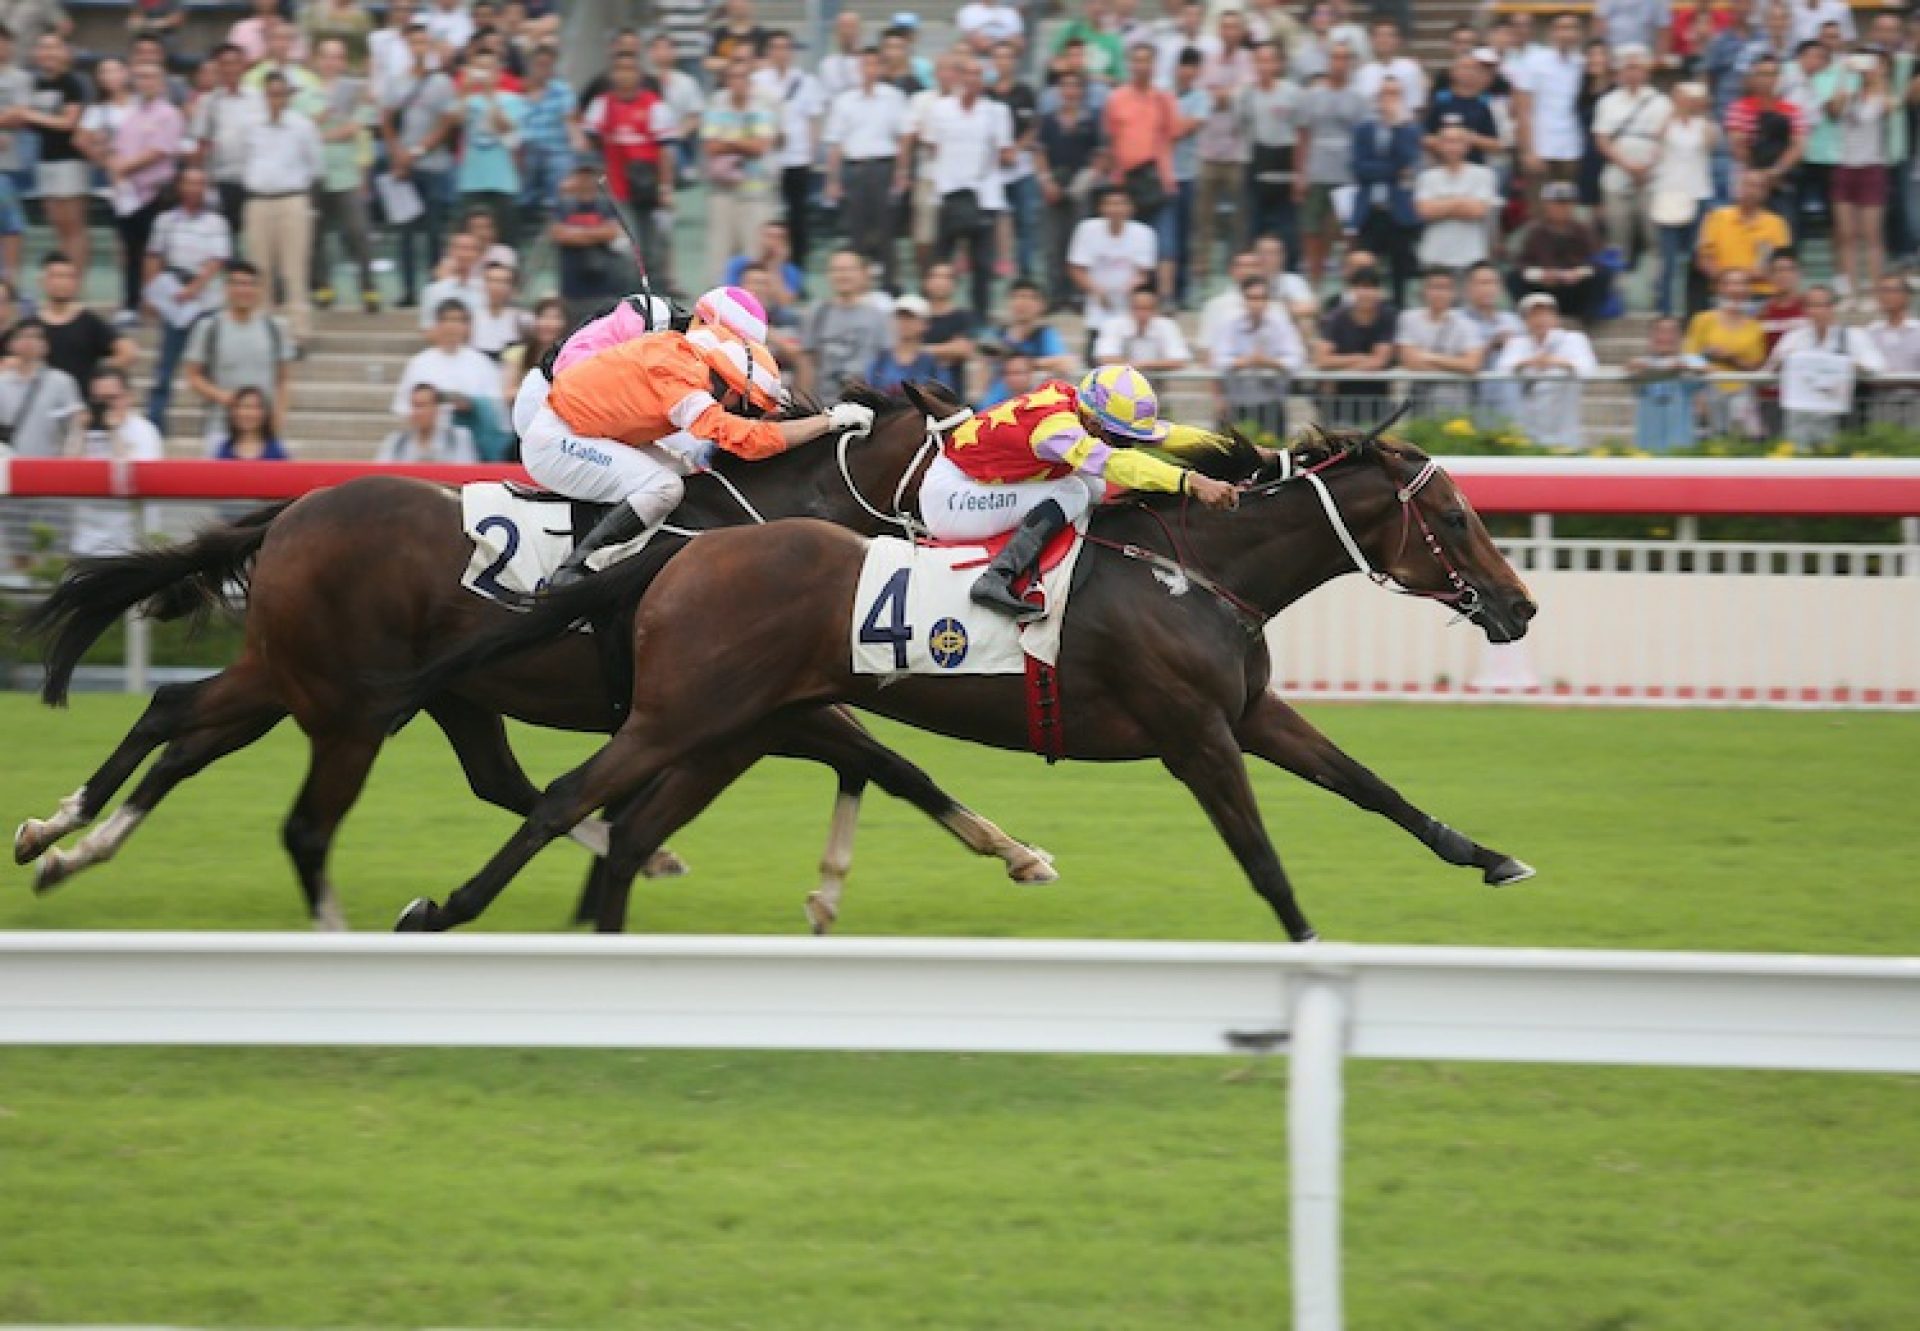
[520,405,688,524]
[511,366,551,437]
[919,453,1104,541]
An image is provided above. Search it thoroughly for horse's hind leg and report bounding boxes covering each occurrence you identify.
[281,728,386,930]
[765,707,1058,919]
[1235,690,1533,887]
[16,677,214,864]
[33,692,285,894]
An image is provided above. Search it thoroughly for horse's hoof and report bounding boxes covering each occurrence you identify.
[393,897,440,932]
[1295,930,1321,945]
[1009,847,1059,884]
[1485,858,1536,887]
[804,891,838,935]
[31,851,73,895]
[642,848,690,879]
[14,819,54,866]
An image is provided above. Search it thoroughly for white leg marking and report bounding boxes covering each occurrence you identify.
[641,848,689,878]
[14,788,90,864]
[944,807,1059,885]
[312,889,349,932]
[567,816,611,858]
[33,804,143,892]
[805,791,862,935]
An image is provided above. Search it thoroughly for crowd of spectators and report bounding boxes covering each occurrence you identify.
[0,0,1918,482]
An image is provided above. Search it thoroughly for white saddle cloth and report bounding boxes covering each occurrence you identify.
[459,483,655,604]
[849,531,1085,677]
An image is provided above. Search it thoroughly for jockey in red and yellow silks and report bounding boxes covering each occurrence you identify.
[520,285,876,586]
[920,363,1239,620]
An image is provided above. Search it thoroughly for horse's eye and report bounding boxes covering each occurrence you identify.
[1442,510,1469,531]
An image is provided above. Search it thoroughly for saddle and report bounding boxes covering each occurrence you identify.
[503,481,613,550]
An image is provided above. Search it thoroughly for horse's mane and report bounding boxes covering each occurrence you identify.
[1248,424,1431,489]
[705,382,925,481]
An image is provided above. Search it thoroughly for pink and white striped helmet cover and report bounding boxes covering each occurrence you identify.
[693,285,770,346]
[551,294,675,376]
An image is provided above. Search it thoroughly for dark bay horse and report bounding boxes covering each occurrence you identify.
[12,385,1055,929]
[391,423,1540,940]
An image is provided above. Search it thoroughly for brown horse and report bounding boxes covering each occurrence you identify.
[390,421,1540,941]
[12,385,1055,929]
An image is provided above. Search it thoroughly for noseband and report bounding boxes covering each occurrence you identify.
[1293,450,1482,620]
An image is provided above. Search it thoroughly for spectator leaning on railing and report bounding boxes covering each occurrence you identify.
[1493,292,1597,450]
[1684,268,1767,439]
[1768,283,1884,447]
[1395,267,1486,419]
[1627,315,1706,454]
[1093,282,1190,371]
[1211,273,1305,435]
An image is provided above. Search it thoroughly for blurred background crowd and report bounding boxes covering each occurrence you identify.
[0,0,1918,483]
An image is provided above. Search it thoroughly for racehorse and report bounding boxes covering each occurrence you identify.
[389,408,1540,941]
[12,384,1057,930]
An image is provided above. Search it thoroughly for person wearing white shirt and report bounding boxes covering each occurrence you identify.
[752,31,827,267]
[1492,292,1598,447]
[68,368,164,557]
[956,0,1025,55]
[188,44,263,230]
[367,0,426,103]
[1067,186,1159,340]
[1355,19,1427,111]
[903,56,1013,317]
[1787,0,1854,49]
[817,11,865,100]
[240,73,323,341]
[1414,124,1500,269]
[394,299,512,459]
[1094,285,1191,369]
[897,55,958,283]
[417,228,488,330]
[825,49,910,290]
[422,0,474,59]
[1211,275,1305,434]
[469,262,528,359]
[1768,283,1885,446]
[1153,0,1208,87]
[1591,45,1671,270]
[1511,12,1588,186]
[379,382,480,463]
[1864,272,1920,426]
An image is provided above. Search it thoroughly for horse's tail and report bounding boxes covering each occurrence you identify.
[16,500,293,707]
[383,535,690,726]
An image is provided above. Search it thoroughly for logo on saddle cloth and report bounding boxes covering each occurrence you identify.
[927,617,970,669]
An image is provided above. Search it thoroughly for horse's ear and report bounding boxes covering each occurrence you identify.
[901,381,936,419]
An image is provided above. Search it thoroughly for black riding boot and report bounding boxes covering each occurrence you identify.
[969,499,1070,622]
[548,502,652,589]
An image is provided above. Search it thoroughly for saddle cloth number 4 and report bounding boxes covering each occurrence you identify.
[859,568,913,670]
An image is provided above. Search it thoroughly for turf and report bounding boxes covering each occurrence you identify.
[0,696,1916,1329]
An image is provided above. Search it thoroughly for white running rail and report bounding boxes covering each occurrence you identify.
[2,932,1917,1331]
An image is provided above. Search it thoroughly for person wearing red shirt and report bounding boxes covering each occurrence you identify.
[1725,56,1809,213]
[581,50,675,279]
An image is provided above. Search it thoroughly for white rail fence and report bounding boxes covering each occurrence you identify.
[2,932,1917,1331]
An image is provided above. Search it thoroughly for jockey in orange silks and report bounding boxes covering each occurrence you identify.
[924,363,1241,620]
[524,286,877,586]
[510,291,677,439]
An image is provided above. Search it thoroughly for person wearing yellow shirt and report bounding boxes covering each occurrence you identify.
[1684,269,1768,436]
[1697,170,1793,297]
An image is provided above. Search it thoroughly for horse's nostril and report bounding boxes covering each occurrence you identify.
[1511,598,1538,624]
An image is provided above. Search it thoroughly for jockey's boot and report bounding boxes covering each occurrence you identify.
[969,499,1068,623]
[547,502,652,589]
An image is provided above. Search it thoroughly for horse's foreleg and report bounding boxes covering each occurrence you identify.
[34,704,284,895]
[15,677,213,865]
[1235,690,1533,887]
[1158,712,1319,942]
[767,707,1058,902]
[398,725,683,932]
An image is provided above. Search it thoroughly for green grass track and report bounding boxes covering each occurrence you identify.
[0,697,1915,1328]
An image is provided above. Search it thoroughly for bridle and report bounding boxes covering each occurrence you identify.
[1096,431,1486,630]
[835,404,971,539]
